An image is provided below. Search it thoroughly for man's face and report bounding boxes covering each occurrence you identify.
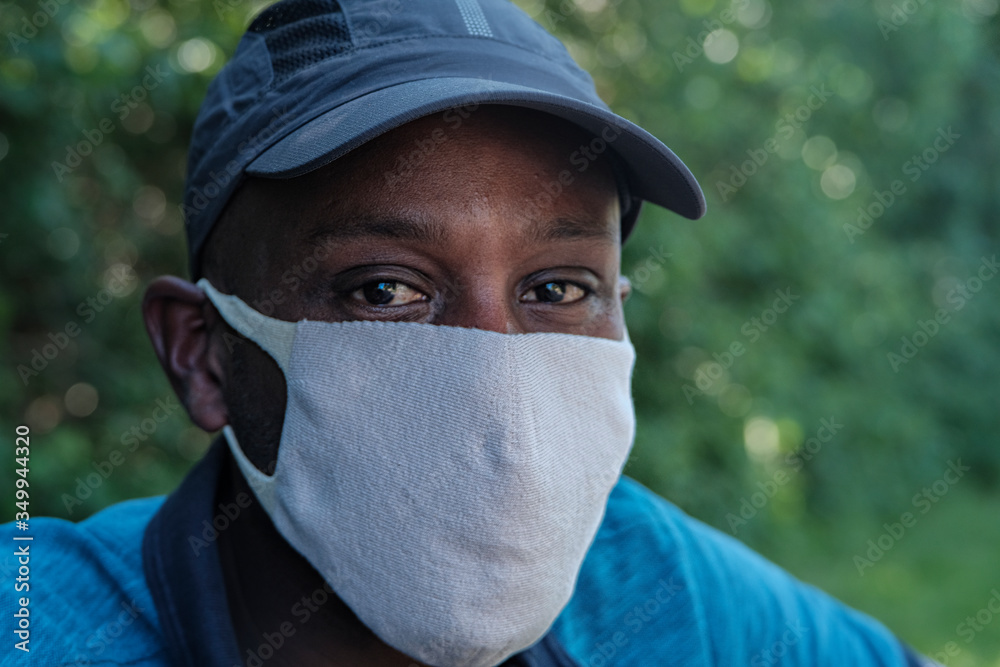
[198,104,630,467]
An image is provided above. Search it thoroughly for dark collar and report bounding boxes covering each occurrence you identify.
[142,436,581,667]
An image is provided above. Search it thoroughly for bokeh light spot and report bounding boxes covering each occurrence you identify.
[704,29,739,64]
[65,383,100,418]
[177,38,216,73]
[801,135,838,170]
[821,164,857,199]
[744,417,781,462]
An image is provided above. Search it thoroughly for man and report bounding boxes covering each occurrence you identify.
[4,0,937,665]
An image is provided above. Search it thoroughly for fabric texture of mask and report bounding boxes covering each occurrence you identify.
[197,278,638,667]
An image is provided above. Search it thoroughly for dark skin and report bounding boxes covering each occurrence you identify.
[142,105,632,666]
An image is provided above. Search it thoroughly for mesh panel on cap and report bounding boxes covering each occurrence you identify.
[248,0,353,86]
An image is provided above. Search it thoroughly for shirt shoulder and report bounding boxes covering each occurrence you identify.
[1,496,170,666]
[552,476,914,667]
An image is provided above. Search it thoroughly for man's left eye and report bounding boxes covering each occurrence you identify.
[351,281,428,307]
[521,281,589,304]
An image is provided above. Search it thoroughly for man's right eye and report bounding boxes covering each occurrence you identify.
[350,281,428,307]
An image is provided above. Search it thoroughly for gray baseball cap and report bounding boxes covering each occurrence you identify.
[182,0,706,273]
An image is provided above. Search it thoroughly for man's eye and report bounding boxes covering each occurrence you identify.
[522,281,589,304]
[351,281,427,307]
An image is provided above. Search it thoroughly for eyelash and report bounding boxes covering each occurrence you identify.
[522,280,593,304]
[346,279,594,307]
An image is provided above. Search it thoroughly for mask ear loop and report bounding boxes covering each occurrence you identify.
[196,278,296,503]
[196,278,296,373]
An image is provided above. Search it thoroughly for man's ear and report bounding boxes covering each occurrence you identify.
[619,275,632,304]
[142,276,229,432]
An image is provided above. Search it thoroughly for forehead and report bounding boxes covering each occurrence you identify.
[304,108,614,217]
[209,105,622,276]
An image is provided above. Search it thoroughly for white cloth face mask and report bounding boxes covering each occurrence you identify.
[197,278,637,667]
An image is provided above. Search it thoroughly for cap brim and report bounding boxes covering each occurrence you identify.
[246,77,705,220]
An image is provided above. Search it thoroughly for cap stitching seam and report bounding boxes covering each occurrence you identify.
[347,33,587,80]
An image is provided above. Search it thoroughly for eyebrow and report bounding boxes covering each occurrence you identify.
[529,216,617,243]
[303,212,617,247]
[304,213,447,246]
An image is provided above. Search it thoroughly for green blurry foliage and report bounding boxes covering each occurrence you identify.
[2,0,999,662]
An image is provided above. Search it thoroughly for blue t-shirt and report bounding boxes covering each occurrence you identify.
[0,439,931,666]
